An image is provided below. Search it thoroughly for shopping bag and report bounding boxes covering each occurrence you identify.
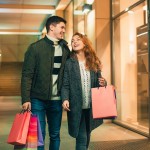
[37,117,44,146]
[7,111,31,145]
[14,114,44,150]
[26,114,38,149]
[91,85,117,119]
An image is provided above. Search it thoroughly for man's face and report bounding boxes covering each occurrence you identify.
[49,22,66,40]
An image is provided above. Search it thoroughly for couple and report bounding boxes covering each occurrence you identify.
[21,15,106,150]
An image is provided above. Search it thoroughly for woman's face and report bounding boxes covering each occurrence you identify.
[71,35,85,52]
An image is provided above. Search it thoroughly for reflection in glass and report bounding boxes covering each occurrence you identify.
[137,24,149,128]
[112,1,149,135]
[112,0,144,17]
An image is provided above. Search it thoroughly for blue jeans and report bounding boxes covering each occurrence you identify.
[31,99,62,150]
[76,109,91,150]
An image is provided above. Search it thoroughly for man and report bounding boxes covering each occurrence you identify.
[21,16,70,150]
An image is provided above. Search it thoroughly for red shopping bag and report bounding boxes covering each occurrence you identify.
[91,85,117,119]
[7,111,31,145]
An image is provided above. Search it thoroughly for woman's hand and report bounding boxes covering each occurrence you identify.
[98,77,107,87]
[62,100,70,111]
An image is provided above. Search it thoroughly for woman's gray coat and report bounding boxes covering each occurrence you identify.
[61,57,103,138]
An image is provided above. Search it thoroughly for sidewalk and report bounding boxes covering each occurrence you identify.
[60,111,148,150]
[0,96,149,150]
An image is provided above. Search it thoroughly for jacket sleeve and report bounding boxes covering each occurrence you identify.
[21,44,37,104]
[61,61,70,103]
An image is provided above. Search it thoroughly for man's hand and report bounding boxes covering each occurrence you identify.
[62,100,70,111]
[22,102,31,111]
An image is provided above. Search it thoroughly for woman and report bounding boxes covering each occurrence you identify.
[61,32,106,150]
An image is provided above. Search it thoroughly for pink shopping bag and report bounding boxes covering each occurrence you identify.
[7,111,31,145]
[91,85,117,119]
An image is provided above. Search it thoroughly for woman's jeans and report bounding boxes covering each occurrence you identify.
[76,109,91,150]
[31,98,62,150]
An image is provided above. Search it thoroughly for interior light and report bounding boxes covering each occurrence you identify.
[143,5,147,10]
[128,11,134,14]
[74,10,84,15]
[137,32,148,37]
[144,42,147,46]
[86,0,94,4]
[82,4,92,14]
[0,8,55,14]
[125,7,129,12]
[0,31,42,35]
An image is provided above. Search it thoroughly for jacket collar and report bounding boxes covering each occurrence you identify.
[44,35,68,46]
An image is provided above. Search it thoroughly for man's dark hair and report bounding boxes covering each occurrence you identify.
[46,16,67,33]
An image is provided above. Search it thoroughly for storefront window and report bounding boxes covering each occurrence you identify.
[112,0,143,16]
[112,1,149,135]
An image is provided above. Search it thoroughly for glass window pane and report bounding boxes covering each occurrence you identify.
[112,0,143,16]
[113,1,148,133]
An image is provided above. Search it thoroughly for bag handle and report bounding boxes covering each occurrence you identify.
[19,109,31,114]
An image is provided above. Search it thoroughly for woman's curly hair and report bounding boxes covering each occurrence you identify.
[71,32,102,72]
